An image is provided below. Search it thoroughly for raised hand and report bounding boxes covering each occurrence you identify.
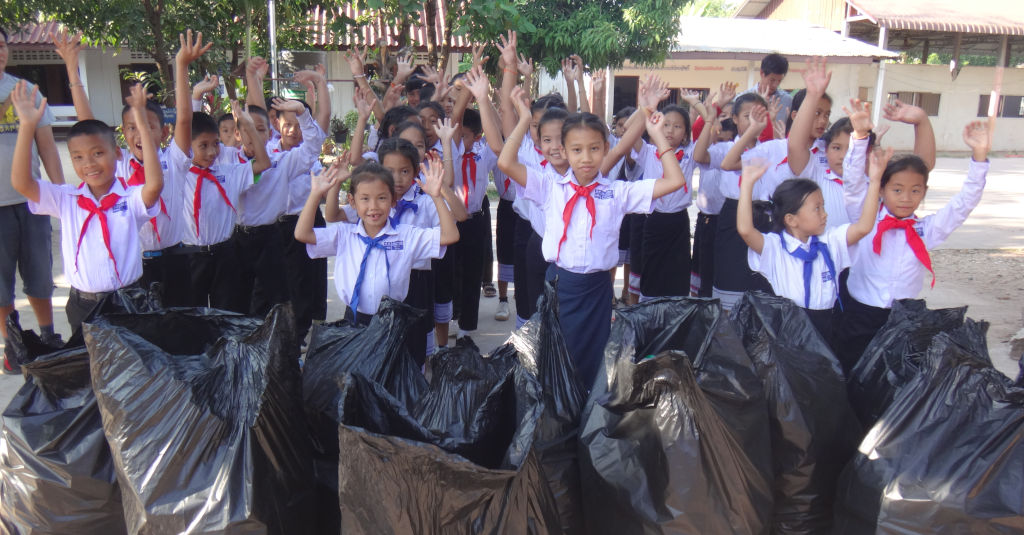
[767,95,782,123]
[517,53,534,77]
[638,73,669,111]
[646,110,670,147]
[293,69,326,87]
[741,157,769,187]
[434,117,458,144]
[511,85,531,117]
[421,65,441,85]
[680,89,701,106]
[560,57,579,82]
[353,86,376,118]
[311,160,344,197]
[192,74,220,98]
[962,121,991,161]
[570,55,585,81]
[382,82,403,111]
[591,68,606,92]
[748,104,769,134]
[463,66,491,101]
[177,29,212,66]
[125,82,149,110]
[843,98,873,138]
[343,46,367,76]
[417,152,445,197]
[717,81,738,108]
[883,98,928,125]
[395,53,414,82]
[802,56,831,96]
[496,31,517,68]
[471,43,489,70]
[270,97,305,114]
[773,118,787,139]
[231,100,254,128]
[868,146,895,183]
[247,56,269,80]
[9,81,47,127]
[50,28,84,64]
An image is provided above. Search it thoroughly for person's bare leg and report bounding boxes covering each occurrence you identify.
[0,305,13,339]
[27,296,54,329]
[498,280,508,300]
[435,322,449,347]
[620,263,631,302]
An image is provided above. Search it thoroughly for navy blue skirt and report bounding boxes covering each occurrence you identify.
[546,265,613,392]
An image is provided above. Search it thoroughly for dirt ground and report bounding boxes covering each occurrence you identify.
[926,248,1023,377]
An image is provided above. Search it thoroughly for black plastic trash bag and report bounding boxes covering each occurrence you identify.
[0,341,126,535]
[579,350,774,534]
[336,369,563,534]
[847,299,967,428]
[833,319,1024,534]
[589,297,775,486]
[492,282,586,534]
[302,297,427,533]
[731,292,863,535]
[84,305,313,535]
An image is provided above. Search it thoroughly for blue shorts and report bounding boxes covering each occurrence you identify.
[0,203,55,307]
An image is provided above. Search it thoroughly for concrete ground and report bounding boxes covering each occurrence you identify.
[1,154,1022,409]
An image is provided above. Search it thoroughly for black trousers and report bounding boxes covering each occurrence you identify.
[278,210,328,338]
[453,213,488,331]
[714,198,773,294]
[629,213,646,278]
[640,209,692,297]
[481,196,493,285]
[186,240,243,312]
[141,243,191,307]
[804,307,835,348]
[834,293,891,377]
[524,230,549,319]
[692,213,718,298]
[66,280,141,334]
[403,269,434,368]
[495,199,516,268]
[234,223,290,317]
[512,214,533,320]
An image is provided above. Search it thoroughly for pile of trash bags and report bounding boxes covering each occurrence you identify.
[2,287,1021,534]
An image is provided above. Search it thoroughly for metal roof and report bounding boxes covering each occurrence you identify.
[670,17,898,60]
[6,21,62,48]
[847,0,1024,36]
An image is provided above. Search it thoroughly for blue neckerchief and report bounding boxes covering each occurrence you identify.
[389,199,419,227]
[350,233,392,317]
[780,232,840,310]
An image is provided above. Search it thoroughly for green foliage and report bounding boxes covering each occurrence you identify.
[517,0,693,74]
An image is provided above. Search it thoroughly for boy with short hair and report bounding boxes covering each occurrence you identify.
[10,82,164,331]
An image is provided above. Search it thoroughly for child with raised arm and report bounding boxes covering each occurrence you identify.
[53,29,210,306]
[181,101,271,311]
[10,83,163,331]
[296,160,459,326]
[737,146,885,342]
[498,85,687,391]
[833,122,991,373]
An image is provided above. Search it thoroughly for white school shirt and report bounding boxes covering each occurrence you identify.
[29,180,158,293]
[694,156,726,215]
[307,221,443,315]
[494,168,516,202]
[181,161,257,246]
[635,141,696,213]
[455,140,496,213]
[522,168,655,273]
[512,136,545,220]
[792,139,847,227]
[286,160,324,216]
[607,134,626,182]
[842,137,870,224]
[712,140,761,201]
[748,224,852,310]
[214,144,245,168]
[739,138,794,201]
[115,144,191,251]
[847,159,989,309]
[239,111,325,226]
[392,187,442,270]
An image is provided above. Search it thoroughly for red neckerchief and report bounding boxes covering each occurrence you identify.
[75,191,123,284]
[825,168,843,186]
[189,166,235,241]
[872,214,934,287]
[556,181,599,261]
[461,152,477,209]
[127,159,168,243]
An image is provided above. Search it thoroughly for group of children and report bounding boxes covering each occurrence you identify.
[6,29,992,389]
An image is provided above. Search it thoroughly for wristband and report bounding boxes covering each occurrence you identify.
[70,82,84,88]
[353,74,366,79]
[656,147,674,160]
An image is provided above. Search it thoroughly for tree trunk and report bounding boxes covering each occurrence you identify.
[437,0,452,73]
[141,0,175,106]
[424,0,439,67]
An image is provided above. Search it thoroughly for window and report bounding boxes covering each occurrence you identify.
[887,91,941,116]
[979,95,1024,118]
[4,65,72,105]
